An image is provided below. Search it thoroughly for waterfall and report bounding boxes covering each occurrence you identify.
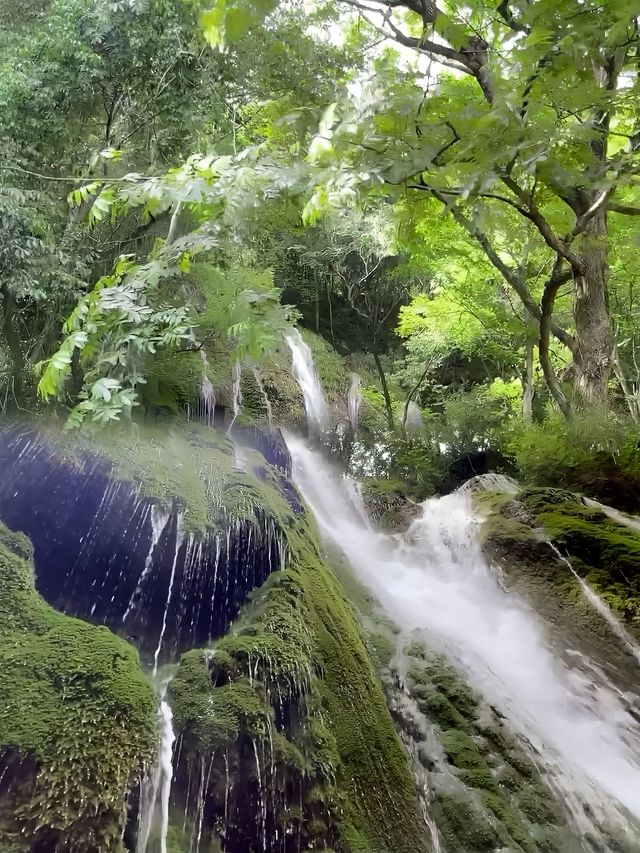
[198,351,216,426]
[137,673,176,853]
[153,513,184,675]
[252,364,273,428]
[564,557,640,667]
[123,505,170,624]
[286,435,640,845]
[285,328,328,432]
[347,373,362,435]
[228,360,243,432]
[584,496,640,535]
[404,400,424,431]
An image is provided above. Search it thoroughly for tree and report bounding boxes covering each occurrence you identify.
[300,0,640,413]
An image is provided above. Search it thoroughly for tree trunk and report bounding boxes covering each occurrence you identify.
[572,207,611,407]
[1,286,24,403]
[540,261,573,421]
[612,344,640,426]
[373,351,395,430]
[522,339,534,422]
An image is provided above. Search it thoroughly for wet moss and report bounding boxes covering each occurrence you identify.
[171,512,427,853]
[0,522,157,852]
[481,486,640,635]
[400,643,571,852]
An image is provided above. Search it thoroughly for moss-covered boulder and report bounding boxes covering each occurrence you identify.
[390,643,579,853]
[360,479,421,532]
[476,486,640,682]
[0,522,157,852]
[168,519,428,853]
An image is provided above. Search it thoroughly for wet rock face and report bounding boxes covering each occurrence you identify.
[0,520,156,853]
[476,487,640,686]
[0,424,290,663]
[360,481,421,532]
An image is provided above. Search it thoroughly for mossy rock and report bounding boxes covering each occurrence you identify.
[0,522,157,852]
[170,515,428,853]
[480,486,640,641]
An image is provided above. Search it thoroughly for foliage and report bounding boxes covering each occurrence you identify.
[0,521,156,852]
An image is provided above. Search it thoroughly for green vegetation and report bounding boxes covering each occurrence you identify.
[171,518,427,853]
[0,522,156,852]
[402,644,577,853]
[2,2,640,851]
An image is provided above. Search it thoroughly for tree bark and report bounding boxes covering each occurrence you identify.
[572,205,611,407]
[373,351,395,430]
[522,339,534,422]
[1,286,24,403]
[612,343,640,426]
[539,261,572,421]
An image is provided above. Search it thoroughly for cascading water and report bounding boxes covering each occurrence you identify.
[137,672,176,853]
[585,496,640,535]
[228,360,243,432]
[287,436,640,847]
[198,351,216,426]
[552,542,640,668]
[154,513,184,675]
[252,364,273,428]
[347,373,362,435]
[285,328,328,433]
[404,400,424,431]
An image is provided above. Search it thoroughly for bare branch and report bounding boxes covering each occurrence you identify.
[496,0,530,34]
[608,201,640,216]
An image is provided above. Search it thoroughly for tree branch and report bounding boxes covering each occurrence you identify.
[431,190,575,352]
[608,201,640,216]
[539,256,573,420]
[496,0,530,34]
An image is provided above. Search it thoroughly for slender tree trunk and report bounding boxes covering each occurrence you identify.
[540,262,573,421]
[572,206,611,407]
[1,286,24,402]
[522,339,534,422]
[612,344,640,426]
[373,351,395,430]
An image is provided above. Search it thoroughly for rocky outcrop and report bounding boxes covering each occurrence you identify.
[0,522,156,852]
[476,486,640,682]
[0,418,426,853]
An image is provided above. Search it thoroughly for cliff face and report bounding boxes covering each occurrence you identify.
[0,420,426,853]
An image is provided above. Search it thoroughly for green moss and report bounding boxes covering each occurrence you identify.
[171,512,427,853]
[520,487,640,628]
[0,522,157,852]
[430,793,501,852]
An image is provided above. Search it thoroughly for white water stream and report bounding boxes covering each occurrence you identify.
[198,351,216,426]
[347,372,362,435]
[228,360,243,432]
[137,672,176,853]
[287,436,640,846]
[285,328,328,432]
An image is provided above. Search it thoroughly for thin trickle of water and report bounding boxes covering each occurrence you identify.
[561,550,640,667]
[286,435,640,847]
[158,691,175,853]
[199,351,216,426]
[584,496,640,535]
[253,738,267,853]
[228,360,243,432]
[285,328,328,433]
[252,364,273,428]
[123,505,171,623]
[347,372,362,435]
[153,514,184,675]
[137,673,176,853]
